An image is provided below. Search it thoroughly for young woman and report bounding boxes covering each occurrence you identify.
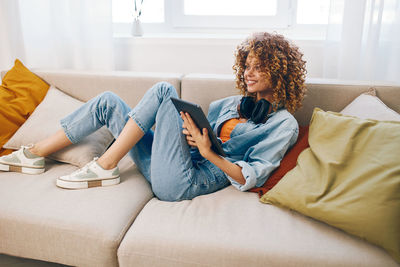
[0,32,307,202]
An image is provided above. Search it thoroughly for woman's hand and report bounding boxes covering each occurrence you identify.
[180,112,213,158]
[181,111,245,185]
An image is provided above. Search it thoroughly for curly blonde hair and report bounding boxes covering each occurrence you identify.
[233,32,307,114]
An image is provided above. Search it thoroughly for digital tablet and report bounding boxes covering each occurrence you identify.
[170,97,226,156]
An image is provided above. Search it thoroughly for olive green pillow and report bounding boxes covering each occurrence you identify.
[261,108,400,263]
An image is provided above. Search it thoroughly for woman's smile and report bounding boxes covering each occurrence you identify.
[246,79,257,86]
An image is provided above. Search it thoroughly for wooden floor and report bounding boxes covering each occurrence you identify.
[0,254,69,267]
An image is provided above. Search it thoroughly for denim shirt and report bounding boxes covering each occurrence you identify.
[205,95,299,191]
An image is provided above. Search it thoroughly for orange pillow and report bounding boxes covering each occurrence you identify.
[0,59,49,156]
[249,125,310,197]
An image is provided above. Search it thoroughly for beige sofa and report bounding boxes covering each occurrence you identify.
[0,70,399,267]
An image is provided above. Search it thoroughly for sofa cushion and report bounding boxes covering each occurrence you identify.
[117,186,398,267]
[295,81,400,126]
[0,59,49,156]
[3,86,115,167]
[181,74,237,116]
[29,70,183,107]
[181,74,400,126]
[261,109,400,263]
[340,88,400,121]
[0,156,153,267]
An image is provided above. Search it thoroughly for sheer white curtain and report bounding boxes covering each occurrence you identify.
[0,0,25,71]
[0,0,113,71]
[323,0,400,84]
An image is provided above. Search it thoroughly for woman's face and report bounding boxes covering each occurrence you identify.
[244,52,273,101]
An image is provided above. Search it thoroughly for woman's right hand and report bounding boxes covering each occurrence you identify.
[180,112,213,157]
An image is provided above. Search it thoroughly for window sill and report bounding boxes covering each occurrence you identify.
[113,33,326,47]
[113,21,327,42]
[114,32,247,40]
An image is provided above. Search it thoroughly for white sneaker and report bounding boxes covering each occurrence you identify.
[0,145,45,175]
[56,157,120,189]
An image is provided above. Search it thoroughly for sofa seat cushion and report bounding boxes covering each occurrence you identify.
[117,186,398,267]
[0,156,153,267]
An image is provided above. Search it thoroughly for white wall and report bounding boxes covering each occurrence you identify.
[114,36,325,78]
[1,35,326,79]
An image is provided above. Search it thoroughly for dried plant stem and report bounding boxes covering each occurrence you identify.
[134,0,144,19]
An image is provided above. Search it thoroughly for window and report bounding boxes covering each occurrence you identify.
[296,0,330,24]
[184,0,277,16]
[172,0,291,28]
[112,0,333,37]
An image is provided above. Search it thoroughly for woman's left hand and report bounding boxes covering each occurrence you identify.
[180,112,213,158]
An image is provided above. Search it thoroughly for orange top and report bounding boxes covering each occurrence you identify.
[219,118,243,143]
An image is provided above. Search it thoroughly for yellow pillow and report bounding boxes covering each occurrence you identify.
[261,108,400,263]
[0,59,49,156]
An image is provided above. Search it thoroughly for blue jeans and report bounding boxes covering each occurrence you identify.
[60,82,230,201]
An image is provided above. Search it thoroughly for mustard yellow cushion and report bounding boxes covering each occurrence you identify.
[260,108,400,263]
[0,59,49,155]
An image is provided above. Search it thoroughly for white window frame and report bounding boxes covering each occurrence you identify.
[112,0,329,39]
[170,0,293,29]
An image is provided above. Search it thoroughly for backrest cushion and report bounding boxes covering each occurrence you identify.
[181,74,400,126]
[25,70,183,108]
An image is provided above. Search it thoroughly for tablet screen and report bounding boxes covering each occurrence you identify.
[170,97,226,156]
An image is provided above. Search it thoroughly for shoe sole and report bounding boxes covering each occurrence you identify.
[56,177,120,189]
[0,163,45,175]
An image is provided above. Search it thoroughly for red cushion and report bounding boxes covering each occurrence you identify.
[249,125,310,197]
